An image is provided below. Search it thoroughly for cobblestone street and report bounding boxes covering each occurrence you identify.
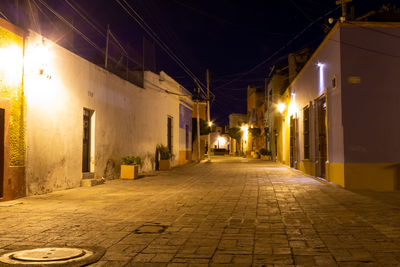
[1,156,400,266]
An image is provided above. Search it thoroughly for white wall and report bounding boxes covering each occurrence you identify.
[289,28,344,164]
[24,31,181,195]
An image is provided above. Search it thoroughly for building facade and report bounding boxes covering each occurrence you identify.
[0,18,192,200]
[273,21,400,191]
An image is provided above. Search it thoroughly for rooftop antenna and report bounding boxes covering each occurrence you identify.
[336,0,352,21]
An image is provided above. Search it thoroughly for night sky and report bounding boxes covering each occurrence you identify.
[0,0,397,124]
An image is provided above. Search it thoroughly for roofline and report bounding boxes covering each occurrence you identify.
[282,21,341,94]
[0,17,25,37]
[283,20,400,94]
[343,21,400,27]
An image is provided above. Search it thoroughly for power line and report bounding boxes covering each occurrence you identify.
[116,0,204,88]
[114,0,214,98]
[214,5,341,90]
[63,0,141,66]
[328,38,400,59]
[34,0,132,69]
[346,20,400,40]
[35,0,104,54]
[64,0,106,38]
[0,9,9,21]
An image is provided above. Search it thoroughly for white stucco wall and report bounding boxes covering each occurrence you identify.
[289,27,344,163]
[24,31,182,195]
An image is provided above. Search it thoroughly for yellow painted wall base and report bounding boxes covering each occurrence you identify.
[344,162,399,191]
[295,162,399,191]
[179,150,192,165]
[326,162,345,188]
[298,160,316,177]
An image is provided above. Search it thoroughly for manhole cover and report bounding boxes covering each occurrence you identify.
[134,224,167,234]
[0,247,105,266]
[10,248,85,262]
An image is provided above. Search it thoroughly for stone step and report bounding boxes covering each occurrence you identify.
[80,178,105,187]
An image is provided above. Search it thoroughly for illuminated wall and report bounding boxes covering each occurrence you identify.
[23,30,187,195]
[0,23,25,166]
[276,22,400,191]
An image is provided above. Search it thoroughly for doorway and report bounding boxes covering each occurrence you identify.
[289,115,297,168]
[167,116,173,154]
[82,108,94,173]
[316,96,327,178]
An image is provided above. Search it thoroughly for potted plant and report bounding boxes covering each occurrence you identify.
[120,156,141,179]
[259,148,271,161]
[158,145,172,170]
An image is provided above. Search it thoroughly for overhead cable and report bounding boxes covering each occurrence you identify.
[214,5,341,90]
[115,0,214,98]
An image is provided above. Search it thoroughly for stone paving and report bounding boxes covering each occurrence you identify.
[1,156,400,266]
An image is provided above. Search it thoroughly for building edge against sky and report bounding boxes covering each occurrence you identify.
[272,21,400,191]
[0,17,193,201]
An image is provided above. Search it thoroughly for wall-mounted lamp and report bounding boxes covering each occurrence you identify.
[277,103,286,114]
[317,62,325,93]
[26,38,52,79]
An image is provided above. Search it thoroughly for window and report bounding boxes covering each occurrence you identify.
[303,106,310,159]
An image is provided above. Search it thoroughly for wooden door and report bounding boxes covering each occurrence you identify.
[316,97,327,178]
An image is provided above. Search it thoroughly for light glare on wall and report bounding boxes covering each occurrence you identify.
[25,40,52,78]
[217,136,226,146]
[0,45,23,85]
[277,103,285,114]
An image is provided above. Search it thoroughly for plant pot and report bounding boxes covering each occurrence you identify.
[261,155,271,161]
[159,159,170,170]
[120,164,139,179]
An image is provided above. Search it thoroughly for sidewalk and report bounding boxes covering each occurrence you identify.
[0,157,399,266]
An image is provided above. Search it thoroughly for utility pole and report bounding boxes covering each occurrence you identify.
[336,0,352,19]
[196,98,201,162]
[105,24,110,69]
[265,78,269,152]
[206,69,211,162]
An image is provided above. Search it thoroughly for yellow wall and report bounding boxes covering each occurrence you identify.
[326,162,345,187]
[344,163,399,191]
[276,89,291,166]
[299,160,316,177]
[0,24,25,166]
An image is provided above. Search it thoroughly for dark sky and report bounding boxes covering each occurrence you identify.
[0,0,397,123]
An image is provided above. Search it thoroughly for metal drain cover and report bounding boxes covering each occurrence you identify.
[0,247,105,266]
[10,248,85,262]
[134,224,167,234]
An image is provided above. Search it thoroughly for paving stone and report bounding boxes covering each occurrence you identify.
[0,157,399,266]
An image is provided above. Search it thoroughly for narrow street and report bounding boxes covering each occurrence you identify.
[1,157,400,266]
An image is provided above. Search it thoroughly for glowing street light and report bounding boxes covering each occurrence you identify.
[277,103,286,114]
[208,121,212,127]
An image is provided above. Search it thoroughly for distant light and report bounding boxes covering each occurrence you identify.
[240,125,248,132]
[217,136,226,146]
[277,103,286,114]
[208,121,212,127]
